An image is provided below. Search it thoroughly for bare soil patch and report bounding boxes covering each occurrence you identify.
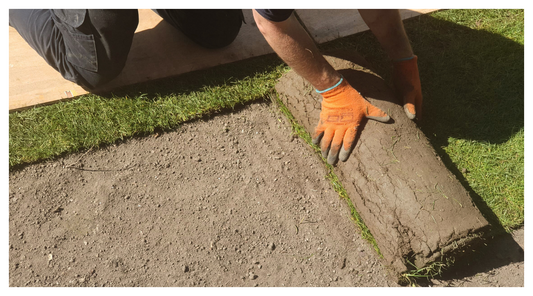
[9,100,523,287]
[9,102,395,287]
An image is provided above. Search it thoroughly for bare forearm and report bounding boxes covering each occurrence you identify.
[253,10,340,90]
[358,9,413,60]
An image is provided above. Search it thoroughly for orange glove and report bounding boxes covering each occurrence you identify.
[393,55,423,120]
[312,77,390,165]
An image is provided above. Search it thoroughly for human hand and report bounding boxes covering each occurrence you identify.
[312,78,390,165]
[393,55,423,120]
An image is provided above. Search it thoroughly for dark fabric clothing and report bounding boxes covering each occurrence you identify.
[153,9,244,49]
[255,9,294,22]
[9,9,244,90]
[9,9,139,89]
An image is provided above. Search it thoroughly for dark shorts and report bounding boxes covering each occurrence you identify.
[255,9,294,22]
[9,9,244,90]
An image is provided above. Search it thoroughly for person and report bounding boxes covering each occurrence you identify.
[9,9,244,90]
[252,9,423,165]
[10,9,421,166]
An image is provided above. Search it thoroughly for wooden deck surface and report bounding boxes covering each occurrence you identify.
[8,9,438,112]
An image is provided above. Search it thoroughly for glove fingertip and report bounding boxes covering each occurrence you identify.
[327,154,338,165]
[339,147,351,162]
[404,105,416,120]
[327,146,340,165]
[367,114,391,123]
[321,148,329,160]
[312,131,324,145]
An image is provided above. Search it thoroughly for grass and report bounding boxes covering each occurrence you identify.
[9,55,289,167]
[9,8,523,265]
[400,259,449,286]
[411,9,524,232]
[445,131,524,230]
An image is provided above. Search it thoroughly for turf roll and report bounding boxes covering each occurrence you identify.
[275,50,491,279]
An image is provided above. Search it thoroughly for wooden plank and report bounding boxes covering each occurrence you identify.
[9,9,439,112]
[296,9,440,44]
[9,9,273,112]
[8,27,87,111]
[275,51,490,278]
[96,9,274,92]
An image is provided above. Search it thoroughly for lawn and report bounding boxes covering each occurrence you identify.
[9,9,524,236]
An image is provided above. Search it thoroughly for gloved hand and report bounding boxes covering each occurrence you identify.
[312,77,390,165]
[393,55,423,120]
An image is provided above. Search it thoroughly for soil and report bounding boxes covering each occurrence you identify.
[276,52,491,276]
[9,101,523,287]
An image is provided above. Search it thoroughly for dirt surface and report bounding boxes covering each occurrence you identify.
[9,101,523,287]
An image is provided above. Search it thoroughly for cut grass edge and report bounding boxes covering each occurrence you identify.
[9,56,290,169]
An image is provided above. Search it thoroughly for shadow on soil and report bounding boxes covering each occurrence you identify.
[416,230,524,286]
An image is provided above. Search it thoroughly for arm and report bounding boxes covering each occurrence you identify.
[253,10,389,165]
[252,10,340,91]
[253,10,341,89]
[358,9,422,119]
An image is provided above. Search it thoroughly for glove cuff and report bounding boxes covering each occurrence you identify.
[393,55,416,62]
[315,75,344,94]
[393,55,418,66]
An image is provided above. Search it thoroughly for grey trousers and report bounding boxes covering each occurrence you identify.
[9,9,243,90]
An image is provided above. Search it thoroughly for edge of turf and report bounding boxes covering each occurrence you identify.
[270,92,383,256]
[9,54,290,169]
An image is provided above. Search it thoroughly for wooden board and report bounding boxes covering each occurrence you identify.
[9,9,439,112]
[9,26,87,110]
[297,9,440,43]
[8,9,273,111]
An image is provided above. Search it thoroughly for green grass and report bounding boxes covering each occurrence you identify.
[9,55,289,167]
[10,8,523,240]
[400,259,449,286]
[445,131,524,230]
[412,9,524,232]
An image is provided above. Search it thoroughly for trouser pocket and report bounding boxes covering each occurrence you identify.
[53,11,99,73]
